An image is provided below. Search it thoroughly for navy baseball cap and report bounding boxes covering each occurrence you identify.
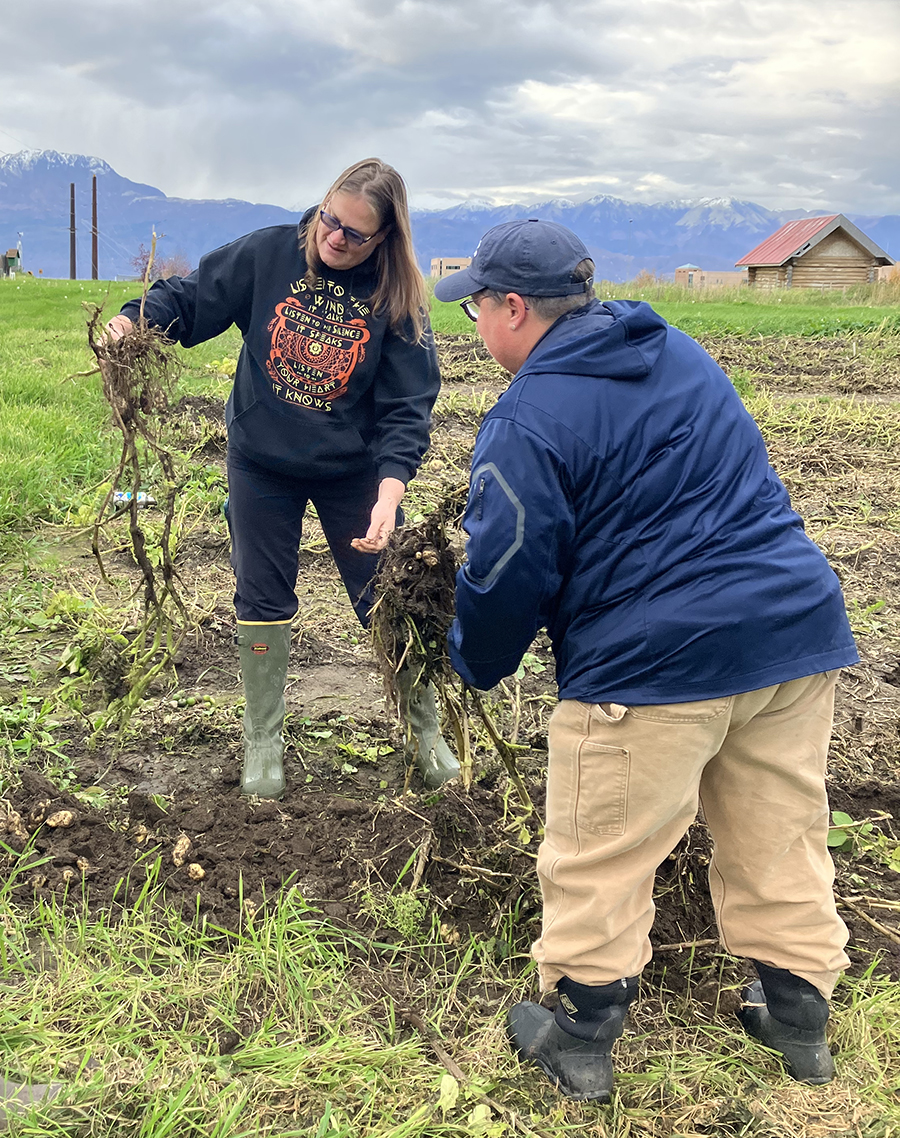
[433,218,592,301]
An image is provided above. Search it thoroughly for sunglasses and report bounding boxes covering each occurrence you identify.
[319,209,381,248]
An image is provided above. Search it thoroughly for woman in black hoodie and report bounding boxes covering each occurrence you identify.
[107,158,458,797]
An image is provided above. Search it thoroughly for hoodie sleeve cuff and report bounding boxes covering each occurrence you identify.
[377,462,411,487]
[119,300,143,323]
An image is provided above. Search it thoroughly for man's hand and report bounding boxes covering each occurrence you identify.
[105,314,134,342]
[351,477,406,553]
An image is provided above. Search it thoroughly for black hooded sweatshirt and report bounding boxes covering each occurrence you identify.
[120,213,440,485]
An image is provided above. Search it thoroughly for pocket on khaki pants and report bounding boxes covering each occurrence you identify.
[574,743,630,837]
[545,703,633,850]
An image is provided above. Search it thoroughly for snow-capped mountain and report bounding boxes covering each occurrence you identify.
[1,150,897,280]
[0,150,299,279]
[410,193,899,279]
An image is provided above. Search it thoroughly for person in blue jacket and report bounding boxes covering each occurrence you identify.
[434,219,858,1101]
[107,158,459,797]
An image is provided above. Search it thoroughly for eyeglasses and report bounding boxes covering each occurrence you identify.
[459,296,529,321]
[319,209,380,248]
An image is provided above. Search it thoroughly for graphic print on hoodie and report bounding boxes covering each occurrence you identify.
[118,221,441,483]
[266,275,373,412]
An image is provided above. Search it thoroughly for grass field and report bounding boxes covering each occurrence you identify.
[428,277,900,337]
[1,278,899,1136]
[0,278,241,537]
[3,276,899,534]
[431,297,900,337]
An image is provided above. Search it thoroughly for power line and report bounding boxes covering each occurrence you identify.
[0,125,33,152]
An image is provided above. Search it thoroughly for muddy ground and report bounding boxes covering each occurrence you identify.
[2,332,899,1000]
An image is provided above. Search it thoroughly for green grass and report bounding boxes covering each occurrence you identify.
[2,879,898,1137]
[651,303,900,337]
[0,278,240,538]
[428,278,900,337]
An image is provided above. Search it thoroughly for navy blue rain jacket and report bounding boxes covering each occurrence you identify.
[448,299,858,703]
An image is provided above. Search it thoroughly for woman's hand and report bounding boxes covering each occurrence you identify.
[351,477,406,553]
[105,314,134,342]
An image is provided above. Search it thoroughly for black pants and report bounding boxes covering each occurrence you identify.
[227,448,400,626]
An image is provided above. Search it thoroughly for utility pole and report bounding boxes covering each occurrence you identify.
[16,232,23,273]
[69,183,76,280]
[91,174,98,280]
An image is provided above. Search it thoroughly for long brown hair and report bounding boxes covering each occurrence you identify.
[303,158,427,342]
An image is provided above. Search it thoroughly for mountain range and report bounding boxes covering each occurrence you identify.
[2,150,898,281]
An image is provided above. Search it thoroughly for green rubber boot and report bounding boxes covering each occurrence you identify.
[396,669,460,788]
[237,622,291,799]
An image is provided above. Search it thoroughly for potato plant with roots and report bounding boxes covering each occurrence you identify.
[79,264,192,733]
[370,483,536,812]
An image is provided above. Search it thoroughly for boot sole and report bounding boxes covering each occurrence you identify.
[240,780,285,800]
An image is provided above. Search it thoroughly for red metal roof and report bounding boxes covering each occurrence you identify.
[736,215,839,267]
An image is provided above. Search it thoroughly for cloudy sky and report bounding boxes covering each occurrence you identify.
[2,0,899,213]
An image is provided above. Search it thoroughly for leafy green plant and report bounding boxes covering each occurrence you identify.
[336,728,395,764]
[206,356,237,377]
[847,598,887,637]
[360,888,429,941]
[0,580,48,634]
[43,589,94,621]
[828,810,900,872]
[0,693,69,763]
[513,651,546,681]
[729,365,757,400]
[828,810,875,851]
[179,463,228,517]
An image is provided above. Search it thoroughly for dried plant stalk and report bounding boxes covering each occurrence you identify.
[79,235,192,730]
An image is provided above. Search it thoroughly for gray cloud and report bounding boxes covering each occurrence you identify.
[1,0,898,212]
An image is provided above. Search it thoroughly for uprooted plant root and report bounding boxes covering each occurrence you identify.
[369,483,467,698]
[370,484,535,812]
[369,484,474,783]
[87,307,178,425]
[81,299,191,733]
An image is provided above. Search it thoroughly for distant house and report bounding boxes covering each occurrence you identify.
[736,215,893,289]
[1,248,21,276]
[430,256,472,279]
[675,264,748,289]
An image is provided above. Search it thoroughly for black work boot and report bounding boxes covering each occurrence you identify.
[507,976,637,1102]
[737,962,834,1084]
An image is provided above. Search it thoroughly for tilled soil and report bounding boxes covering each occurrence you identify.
[698,334,900,395]
[2,330,900,997]
[2,759,899,986]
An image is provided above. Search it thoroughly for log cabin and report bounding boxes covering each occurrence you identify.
[736,215,893,289]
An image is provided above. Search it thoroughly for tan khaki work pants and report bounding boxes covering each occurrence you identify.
[532,671,850,999]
